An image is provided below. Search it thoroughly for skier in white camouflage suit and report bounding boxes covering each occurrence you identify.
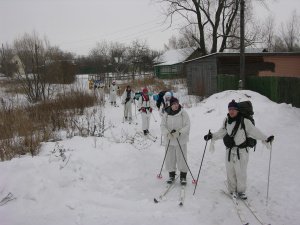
[138,87,153,135]
[109,80,119,106]
[160,97,191,185]
[121,85,134,123]
[204,100,274,200]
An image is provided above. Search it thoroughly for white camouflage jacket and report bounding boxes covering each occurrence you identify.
[160,107,190,146]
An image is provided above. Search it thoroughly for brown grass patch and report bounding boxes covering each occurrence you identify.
[0,91,96,161]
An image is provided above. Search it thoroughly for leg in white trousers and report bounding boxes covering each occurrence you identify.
[225,148,249,193]
[165,143,188,173]
[110,92,117,104]
[141,112,151,130]
[124,102,132,119]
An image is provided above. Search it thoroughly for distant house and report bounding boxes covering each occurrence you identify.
[154,48,201,78]
[184,52,300,96]
[11,55,25,75]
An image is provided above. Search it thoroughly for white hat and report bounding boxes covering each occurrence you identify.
[165,92,172,98]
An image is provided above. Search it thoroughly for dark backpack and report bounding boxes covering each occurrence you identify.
[238,101,257,149]
[223,101,257,149]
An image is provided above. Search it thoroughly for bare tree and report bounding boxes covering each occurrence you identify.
[13,32,53,103]
[109,42,127,77]
[260,15,276,52]
[280,10,300,52]
[0,43,17,77]
[89,41,110,74]
[164,32,198,50]
[127,40,151,77]
[157,0,267,55]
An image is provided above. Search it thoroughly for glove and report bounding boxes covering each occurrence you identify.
[167,132,173,139]
[204,131,212,141]
[266,135,274,143]
[171,130,180,138]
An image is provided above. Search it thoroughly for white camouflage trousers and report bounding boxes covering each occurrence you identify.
[110,92,117,103]
[165,142,188,173]
[141,112,151,130]
[124,101,132,119]
[225,148,249,193]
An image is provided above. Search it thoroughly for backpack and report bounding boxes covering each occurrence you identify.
[223,101,257,149]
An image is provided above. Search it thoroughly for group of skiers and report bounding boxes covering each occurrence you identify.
[96,80,275,200]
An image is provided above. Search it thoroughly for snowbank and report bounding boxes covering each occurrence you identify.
[1,90,299,225]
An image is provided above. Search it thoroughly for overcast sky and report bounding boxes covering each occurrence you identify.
[0,0,299,56]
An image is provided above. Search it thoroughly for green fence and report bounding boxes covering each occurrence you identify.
[218,75,300,107]
[217,75,239,91]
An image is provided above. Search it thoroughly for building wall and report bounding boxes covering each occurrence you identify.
[155,64,183,78]
[186,53,300,97]
[217,56,275,76]
[258,56,300,77]
[186,56,218,96]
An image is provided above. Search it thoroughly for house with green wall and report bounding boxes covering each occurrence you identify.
[153,48,200,79]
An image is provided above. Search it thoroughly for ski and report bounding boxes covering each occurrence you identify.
[154,176,179,203]
[147,133,158,142]
[0,193,16,206]
[221,190,249,225]
[241,199,271,225]
[178,184,186,207]
[136,132,157,142]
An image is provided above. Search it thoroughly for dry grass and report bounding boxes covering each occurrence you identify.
[0,91,96,161]
[118,76,176,94]
[0,78,25,94]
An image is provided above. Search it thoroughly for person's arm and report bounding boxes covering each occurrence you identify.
[244,119,268,141]
[138,96,142,109]
[178,110,190,135]
[212,118,227,140]
[160,114,169,136]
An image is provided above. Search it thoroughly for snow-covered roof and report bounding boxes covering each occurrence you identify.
[223,48,267,53]
[154,47,196,66]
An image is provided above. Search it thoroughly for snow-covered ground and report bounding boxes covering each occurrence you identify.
[1,88,300,225]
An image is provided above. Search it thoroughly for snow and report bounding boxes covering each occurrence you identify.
[154,48,195,66]
[1,88,300,225]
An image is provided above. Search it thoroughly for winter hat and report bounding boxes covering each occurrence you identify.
[142,87,148,94]
[165,92,172,98]
[228,100,239,110]
[170,97,179,106]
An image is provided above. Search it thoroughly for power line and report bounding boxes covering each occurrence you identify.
[58,16,168,46]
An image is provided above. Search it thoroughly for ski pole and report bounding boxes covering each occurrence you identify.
[134,100,137,118]
[157,139,171,179]
[266,142,273,206]
[193,130,210,195]
[151,111,157,122]
[122,101,126,123]
[176,138,196,184]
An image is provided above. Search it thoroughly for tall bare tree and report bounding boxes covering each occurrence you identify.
[13,32,53,103]
[158,0,266,55]
[0,43,17,77]
[280,10,300,52]
[260,15,276,52]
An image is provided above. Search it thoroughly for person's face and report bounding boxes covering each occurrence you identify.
[228,108,238,118]
[171,102,179,111]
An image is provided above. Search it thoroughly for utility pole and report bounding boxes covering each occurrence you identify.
[240,0,245,89]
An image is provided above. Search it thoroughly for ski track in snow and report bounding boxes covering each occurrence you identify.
[0,80,300,225]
